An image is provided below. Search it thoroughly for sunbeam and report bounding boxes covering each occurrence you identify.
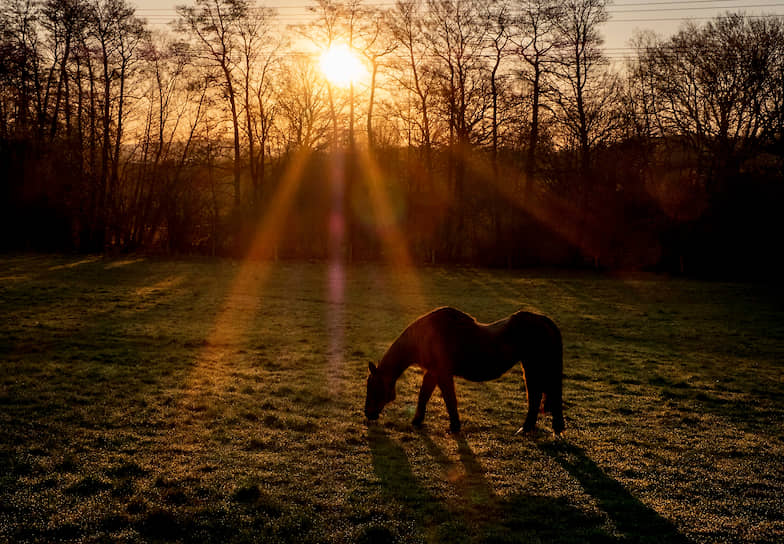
[327,152,347,394]
[460,152,599,261]
[355,149,426,312]
[185,149,312,396]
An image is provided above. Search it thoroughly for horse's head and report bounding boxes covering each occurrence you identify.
[365,362,396,421]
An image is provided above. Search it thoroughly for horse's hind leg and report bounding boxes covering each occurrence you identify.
[522,388,542,434]
[550,386,565,435]
[552,402,565,435]
[438,376,461,433]
[412,372,437,427]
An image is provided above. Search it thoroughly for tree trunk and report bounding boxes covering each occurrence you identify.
[226,80,242,211]
[526,62,541,198]
[99,42,111,249]
[367,62,378,150]
[50,35,72,141]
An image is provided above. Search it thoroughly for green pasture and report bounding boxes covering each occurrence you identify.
[1,255,782,543]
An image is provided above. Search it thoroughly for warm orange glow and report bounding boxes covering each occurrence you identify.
[186,150,311,395]
[356,149,425,311]
[319,43,366,87]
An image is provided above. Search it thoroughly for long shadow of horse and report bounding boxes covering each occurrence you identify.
[367,426,454,542]
[368,426,686,543]
[540,440,692,544]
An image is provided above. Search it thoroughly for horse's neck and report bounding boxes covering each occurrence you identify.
[379,333,413,383]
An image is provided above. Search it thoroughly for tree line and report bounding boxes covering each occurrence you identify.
[1,0,782,275]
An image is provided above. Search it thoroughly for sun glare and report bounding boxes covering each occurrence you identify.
[319,44,365,87]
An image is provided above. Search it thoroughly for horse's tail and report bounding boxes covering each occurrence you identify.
[543,393,554,413]
[544,317,565,434]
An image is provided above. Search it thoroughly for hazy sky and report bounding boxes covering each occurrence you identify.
[132,0,784,62]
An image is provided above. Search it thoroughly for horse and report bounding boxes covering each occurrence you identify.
[364,307,565,435]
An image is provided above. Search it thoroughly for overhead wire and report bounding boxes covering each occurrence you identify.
[135,0,784,22]
[134,1,783,62]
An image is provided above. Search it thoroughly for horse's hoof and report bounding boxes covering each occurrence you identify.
[449,423,461,434]
[411,418,424,428]
[515,426,536,437]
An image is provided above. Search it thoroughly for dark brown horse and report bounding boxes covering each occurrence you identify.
[364,307,565,435]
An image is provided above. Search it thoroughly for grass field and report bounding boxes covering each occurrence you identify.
[1,255,783,543]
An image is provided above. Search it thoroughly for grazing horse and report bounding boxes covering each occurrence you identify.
[364,307,565,435]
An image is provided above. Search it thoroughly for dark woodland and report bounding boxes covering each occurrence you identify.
[1,0,782,276]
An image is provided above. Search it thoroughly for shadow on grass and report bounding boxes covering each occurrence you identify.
[367,425,453,542]
[541,440,692,544]
[650,374,781,437]
[368,426,615,543]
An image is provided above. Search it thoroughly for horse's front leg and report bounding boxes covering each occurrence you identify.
[412,371,438,427]
[438,376,461,433]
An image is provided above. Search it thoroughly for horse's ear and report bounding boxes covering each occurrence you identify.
[368,362,377,375]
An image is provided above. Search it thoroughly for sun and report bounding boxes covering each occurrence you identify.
[319,43,366,87]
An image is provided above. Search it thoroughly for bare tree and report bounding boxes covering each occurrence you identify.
[110,5,146,217]
[302,0,344,148]
[89,0,144,247]
[126,33,191,248]
[0,0,42,137]
[176,0,247,210]
[236,3,278,207]
[512,0,562,191]
[276,56,329,151]
[423,0,491,258]
[388,0,434,155]
[41,0,89,141]
[424,0,490,149]
[638,15,784,187]
[356,6,397,150]
[552,0,609,180]
[485,0,511,166]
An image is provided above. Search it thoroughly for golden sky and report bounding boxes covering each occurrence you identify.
[132,0,784,63]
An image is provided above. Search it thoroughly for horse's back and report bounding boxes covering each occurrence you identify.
[406,307,561,381]
[411,307,514,381]
[508,311,561,347]
[420,306,477,329]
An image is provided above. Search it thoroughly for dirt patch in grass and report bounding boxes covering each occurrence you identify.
[1,255,783,542]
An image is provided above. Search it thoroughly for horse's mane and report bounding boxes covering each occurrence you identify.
[377,320,416,380]
[379,308,476,375]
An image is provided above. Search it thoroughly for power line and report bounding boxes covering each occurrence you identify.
[134,1,782,15]
[610,3,781,13]
[135,3,784,26]
[139,14,784,25]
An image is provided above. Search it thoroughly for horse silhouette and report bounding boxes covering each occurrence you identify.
[365,307,564,435]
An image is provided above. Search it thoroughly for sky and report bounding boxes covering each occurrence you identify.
[131,0,784,62]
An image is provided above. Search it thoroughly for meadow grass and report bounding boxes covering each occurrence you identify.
[1,255,782,543]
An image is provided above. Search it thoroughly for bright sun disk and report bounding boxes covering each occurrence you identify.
[319,44,365,87]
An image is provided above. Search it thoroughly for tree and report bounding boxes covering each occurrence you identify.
[302,0,344,149]
[0,0,43,137]
[424,0,490,149]
[388,0,434,154]
[637,15,784,188]
[276,56,329,151]
[552,0,609,180]
[423,0,491,258]
[89,0,145,248]
[356,5,397,150]
[485,0,511,166]
[236,3,278,207]
[512,0,562,191]
[110,3,146,213]
[176,0,248,210]
[41,0,89,141]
